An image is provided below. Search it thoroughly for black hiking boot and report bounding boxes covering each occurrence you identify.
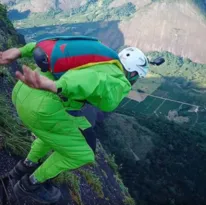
[13,174,61,204]
[9,160,39,186]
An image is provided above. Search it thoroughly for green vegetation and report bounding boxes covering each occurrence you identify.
[110,2,136,18]
[96,112,206,205]
[123,196,136,205]
[0,88,32,156]
[53,171,82,205]
[96,134,136,204]
[101,169,108,178]
[105,154,119,175]
[0,4,7,18]
[0,4,21,49]
[11,1,136,28]
[79,169,104,198]
[0,4,33,157]
[0,4,13,28]
[6,35,19,48]
[18,57,37,70]
[117,51,206,132]
[146,51,206,90]
[7,0,206,30]
[115,174,129,194]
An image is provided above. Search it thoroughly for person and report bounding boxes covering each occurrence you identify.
[0,35,150,203]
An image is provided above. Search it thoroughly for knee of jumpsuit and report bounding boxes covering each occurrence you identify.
[12,81,95,168]
[30,126,96,183]
[27,138,52,163]
[33,142,96,183]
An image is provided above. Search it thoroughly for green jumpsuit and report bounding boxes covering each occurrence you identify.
[12,42,131,183]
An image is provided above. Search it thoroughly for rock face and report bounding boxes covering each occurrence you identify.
[0,4,25,76]
[0,5,25,48]
[0,142,133,205]
[0,4,134,205]
[119,0,206,64]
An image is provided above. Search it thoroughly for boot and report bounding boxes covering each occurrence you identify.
[9,160,39,186]
[13,174,61,204]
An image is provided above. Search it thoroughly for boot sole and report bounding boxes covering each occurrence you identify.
[13,181,61,204]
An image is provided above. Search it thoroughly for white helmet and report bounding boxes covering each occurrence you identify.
[118,47,149,84]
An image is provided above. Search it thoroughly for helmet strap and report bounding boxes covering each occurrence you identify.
[127,72,139,82]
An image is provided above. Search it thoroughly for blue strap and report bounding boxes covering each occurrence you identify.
[37,35,99,43]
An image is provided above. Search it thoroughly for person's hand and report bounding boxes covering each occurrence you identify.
[15,65,57,93]
[0,52,10,65]
[0,49,21,65]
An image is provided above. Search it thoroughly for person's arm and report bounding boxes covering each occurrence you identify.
[15,65,130,111]
[18,42,36,58]
[0,42,36,65]
[0,48,21,65]
[55,69,101,100]
[15,65,101,97]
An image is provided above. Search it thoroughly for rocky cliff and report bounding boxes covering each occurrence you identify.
[0,4,134,205]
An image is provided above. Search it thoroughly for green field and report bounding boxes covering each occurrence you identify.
[117,51,206,129]
[156,101,181,115]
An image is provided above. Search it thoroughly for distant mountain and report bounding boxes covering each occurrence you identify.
[1,0,87,12]
[2,1,206,205]
[3,0,206,64]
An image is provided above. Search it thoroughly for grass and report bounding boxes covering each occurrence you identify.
[79,169,104,198]
[158,101,181,115]
[0,93,32,156]
[114,174,129,194]
[105,153,119,175]
[18,57,37,70]
[0,70,32,157]
[53,171,83,205]
[123,196,136,205]
[101,169,108,178]
[0,4,13,28]
[104,152,134,201]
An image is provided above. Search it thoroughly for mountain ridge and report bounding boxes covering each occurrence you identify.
[3,0,206,64]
